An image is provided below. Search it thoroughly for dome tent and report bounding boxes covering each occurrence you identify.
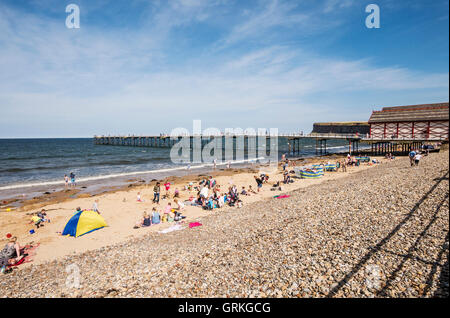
[62,210,107,237]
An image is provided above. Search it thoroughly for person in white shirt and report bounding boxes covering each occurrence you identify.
[414,153,422,166]
[200,186,209,199]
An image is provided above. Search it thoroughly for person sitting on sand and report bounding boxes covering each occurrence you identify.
[283,171,291,184]
[164,203,172,218]
[0,236,22,274]
[236,200,243,209]
[174,188,180,198]
[37,209,50,223]
[241,187,249,196]
[30,212,45,228]
[248,185,257,194]
[200,186,209,200]
[134,212,151,229]
[151,208,160,225]
[173,199,185,211]
[75,207,83,214]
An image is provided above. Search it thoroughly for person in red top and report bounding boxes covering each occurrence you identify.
[164,182,171,198]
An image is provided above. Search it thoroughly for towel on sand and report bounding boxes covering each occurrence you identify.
[159,224,184,234]
[7,243,39,269]
[189,222,202,229]
[274,195,290,199]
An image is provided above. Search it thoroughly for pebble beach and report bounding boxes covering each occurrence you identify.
[1,151,448,298]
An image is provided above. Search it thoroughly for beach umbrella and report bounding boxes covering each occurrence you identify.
[62,210,107,237]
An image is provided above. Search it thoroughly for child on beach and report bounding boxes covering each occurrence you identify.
[151,208,160,225]
[137,192,143,202]
[164,182,171,197]
[164,203,172,219]
[134,211,151,229]
[341,160,347,172]
[92,199,100,213]
[37,209,50,223]
[30,213,44,228]
[173,199,185,211]
[64,175,69,189]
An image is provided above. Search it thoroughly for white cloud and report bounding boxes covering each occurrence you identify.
[0,0,448,137]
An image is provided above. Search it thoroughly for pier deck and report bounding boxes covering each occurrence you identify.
[93,133,446,156]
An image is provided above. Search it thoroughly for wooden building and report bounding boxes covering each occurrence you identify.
[368,102,449,140]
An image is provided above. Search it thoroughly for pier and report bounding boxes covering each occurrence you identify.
[93,133,446,156]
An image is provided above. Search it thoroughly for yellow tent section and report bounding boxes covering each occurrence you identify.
[62,210,108,237]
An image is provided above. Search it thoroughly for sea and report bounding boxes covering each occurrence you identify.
[0,138,359,200]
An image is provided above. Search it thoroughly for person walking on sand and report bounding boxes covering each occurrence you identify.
[153,182,161,204]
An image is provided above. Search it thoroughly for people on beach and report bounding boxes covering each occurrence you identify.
[409,149,416,166]
[151,208,160,224]
[137,192,143,202]
[164,182,171,196]
[153,182,161,204]
[413,153,422,166]
[341,160,347,172]
[64,175,69,189]
[37,209,50,222]
[134,212,151,229]
[92,199,100,214]
[0,236,21,274]
[69,172,76,188]
[254,176,263,192]
[173,199,185,211]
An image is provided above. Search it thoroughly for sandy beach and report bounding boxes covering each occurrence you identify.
[0,150,448,298]
[1,154,379,266]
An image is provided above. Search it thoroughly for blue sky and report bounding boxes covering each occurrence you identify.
[0,0,448,137]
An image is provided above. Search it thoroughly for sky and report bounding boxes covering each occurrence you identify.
[0,0,448,138]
